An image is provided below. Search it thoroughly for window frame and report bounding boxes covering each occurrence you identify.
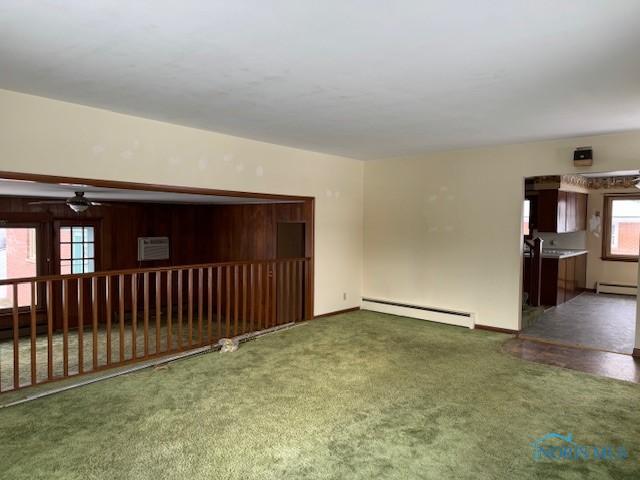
[0,220,46,313]
[54,219,101,275]
[601,193,640,262]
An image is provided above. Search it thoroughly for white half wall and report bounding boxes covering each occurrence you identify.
[0,89,364,316]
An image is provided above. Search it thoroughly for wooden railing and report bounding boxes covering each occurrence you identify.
[0,258,310,393]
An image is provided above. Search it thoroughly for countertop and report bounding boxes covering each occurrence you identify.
[540,248,588,259]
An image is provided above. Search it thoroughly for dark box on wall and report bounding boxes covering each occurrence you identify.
[573,147,593,166]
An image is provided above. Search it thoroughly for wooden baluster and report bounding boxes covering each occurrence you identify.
[12,284,20,389]
[47,280,54,380]
[225,266,231,337]
[119,274,125,362]
[62,278,69,376]
[298,260,303,321]
[284,260,293,323]
[272,262,277,326]
[30,281,37,385]
[290,261,295,323]
[143,272,149,357]
[207,267,213,344]
[167,270,173,351]
[292,261,297,323]
[304,260,310,321]
[277,262,283,325]
[257,264,262,331]
[156,271,161,354]
[216,267,222,340]
[105,276,112,365]
[249,264,255,332]
[242,264,247,334]
[265,264,270,329]
[177,270,183,349]
[293,261,297,322]
[198,268,203,344]
[91,277,98,369]
[188,269,193,348]
[283,262,288,325]
[234,265,239,336]
[131,273,138,360]
[77,278,84,374]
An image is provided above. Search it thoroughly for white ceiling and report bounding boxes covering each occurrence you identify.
[1,1,640,160]
[0,179,297,204]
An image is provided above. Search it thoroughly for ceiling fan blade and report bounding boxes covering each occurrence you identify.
[89,201,126,207]
[28,200,67,205]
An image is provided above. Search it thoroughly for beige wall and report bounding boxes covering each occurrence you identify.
[585,187,638,289]
[364,132,640,330]
[0,89,364,316]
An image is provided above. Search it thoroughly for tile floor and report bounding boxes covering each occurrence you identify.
[520,292,636,354]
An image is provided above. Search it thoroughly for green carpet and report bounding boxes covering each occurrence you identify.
[0,311,639,479]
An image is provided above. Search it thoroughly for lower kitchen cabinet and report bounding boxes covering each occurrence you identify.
[540,253,587,306]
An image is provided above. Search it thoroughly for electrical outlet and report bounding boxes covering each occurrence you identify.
[343,292,347,301]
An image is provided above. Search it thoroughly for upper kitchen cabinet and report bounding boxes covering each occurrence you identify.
[536,189,587,233]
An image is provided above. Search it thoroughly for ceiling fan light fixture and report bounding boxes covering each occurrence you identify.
[68,202,89,213]
[67,191,90,213]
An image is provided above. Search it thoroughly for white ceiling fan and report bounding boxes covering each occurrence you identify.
[28,191,112,213]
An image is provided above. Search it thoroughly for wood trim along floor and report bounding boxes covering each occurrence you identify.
[475,324,520,335]
[314,307,360,319]
[633,348,640,358]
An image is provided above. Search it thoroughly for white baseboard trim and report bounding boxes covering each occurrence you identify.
[595,282,637,296]
[361,297,474,329]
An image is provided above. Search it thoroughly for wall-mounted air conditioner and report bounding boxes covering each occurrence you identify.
[137,237,170,261]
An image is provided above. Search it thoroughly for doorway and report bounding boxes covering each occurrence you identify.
[521,172,639,355]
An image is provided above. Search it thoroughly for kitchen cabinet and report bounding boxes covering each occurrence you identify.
[536,189,587,233]
[540,253,587,306]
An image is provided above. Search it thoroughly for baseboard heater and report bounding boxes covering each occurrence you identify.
[595,282,637,296]
[361,297,474,329]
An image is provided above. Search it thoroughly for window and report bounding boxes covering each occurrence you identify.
[603,195,640,260]
[0,227,38,308]
[523,199,531,236]
[60,226,95,274]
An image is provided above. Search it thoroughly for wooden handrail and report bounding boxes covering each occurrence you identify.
[0,257,311,286]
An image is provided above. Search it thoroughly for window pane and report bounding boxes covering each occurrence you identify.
[60,242,71,260]
[72,243,83,259]
[84,242,94,258]
[0,227,38,308]
[60,227,71,243]
[60,260,71,275]
[72,227,84,243]
[610,199,640,256]
[84,259,95,273]
[84,227,94,242]
[523,200,530,236]
[72,260,84,274]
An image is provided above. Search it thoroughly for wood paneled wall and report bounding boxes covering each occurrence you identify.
[0,197,312,275]
[0,197,314,331]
